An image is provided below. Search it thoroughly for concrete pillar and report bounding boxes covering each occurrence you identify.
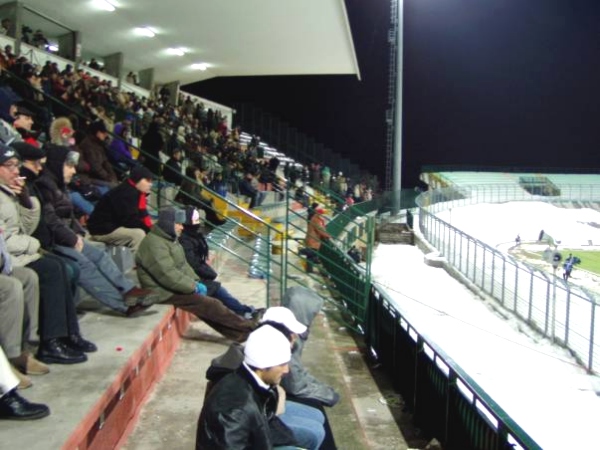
[158,81,180,106]
[138,67,154,90]
[0,1,18,38]
[73,30,82,69]
[0,1,23,55]
[56,31,78,61]
[103,52,123,84]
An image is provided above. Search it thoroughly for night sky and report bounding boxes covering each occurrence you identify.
[186,0,600,189]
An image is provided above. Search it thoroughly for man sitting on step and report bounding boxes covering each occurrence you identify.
[87,165,154,253]
[0,230,47,389]
[135,207,256,342]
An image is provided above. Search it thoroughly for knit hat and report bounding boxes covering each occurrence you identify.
[130,166,154,183]
[244,325,291,370]
[11,142,45,161]
[13,103,33,118]
[157,206,186,238]
[260,307,307,334]
[0,142,20,164]
[88,120,108,134]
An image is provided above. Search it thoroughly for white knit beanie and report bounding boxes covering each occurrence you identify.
[244,325,291,369]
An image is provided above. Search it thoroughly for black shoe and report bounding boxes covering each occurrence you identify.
[0,389,50,420]
[64,334,97,353]
[125,303,152,317]
[36,338,87,364]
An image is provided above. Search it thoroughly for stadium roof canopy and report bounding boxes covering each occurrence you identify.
[18,0,361,85]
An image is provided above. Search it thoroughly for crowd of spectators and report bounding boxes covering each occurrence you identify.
[0,27,374,449]
[0,34,378,212]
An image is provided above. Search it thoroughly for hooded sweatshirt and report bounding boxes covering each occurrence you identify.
[280,286,340,406]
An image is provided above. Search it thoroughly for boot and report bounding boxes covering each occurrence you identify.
[36,338,87,365]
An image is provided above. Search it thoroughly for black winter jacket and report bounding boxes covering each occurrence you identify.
[195,364,279,450]
[87,180,151,235]
[179,226,220,295]
[35,165,84,248]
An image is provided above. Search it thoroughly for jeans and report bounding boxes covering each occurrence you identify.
[69,185,110,215]
[69,190,95,215]
[53,242,134,313]
[279,400,325,450]
[212,285,252,316]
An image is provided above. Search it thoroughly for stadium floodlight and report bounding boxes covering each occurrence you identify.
[95,0,116,12]
[167,47,186,56]
[135,27,156,38]
[191,63,208,71]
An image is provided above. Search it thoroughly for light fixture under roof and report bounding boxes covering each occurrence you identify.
[94,0,116,12]
[167,47,186,56]
[191,63,208,71]
[135,27,156,38]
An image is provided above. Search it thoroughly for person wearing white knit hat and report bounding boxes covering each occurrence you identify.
[196,325,297,449]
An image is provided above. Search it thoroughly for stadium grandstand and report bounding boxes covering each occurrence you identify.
[1,2,600,450]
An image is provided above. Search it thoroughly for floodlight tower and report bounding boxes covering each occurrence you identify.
[385,0,403,214]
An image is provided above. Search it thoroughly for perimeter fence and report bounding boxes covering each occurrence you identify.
[416,183,600,374]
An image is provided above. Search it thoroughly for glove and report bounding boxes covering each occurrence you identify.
[195,282,207,296]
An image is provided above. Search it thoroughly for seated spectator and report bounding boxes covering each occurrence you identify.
[0,18,11,36]
[196,324,297,449]
[11,103,38,147]
[107,122,137,175]
[0,346,49,420]
[87,166,153,252]
[0,230,45,389]
[34,146,157,316]
[239,172,266,209]
[0,143,93,364]
[207,172,227,198]
[279,287,340,407]
[140,120,164,176]
[88,58,100,71]
[176,165,225,227]
[179,207,260,319]
[49,117,109,216]
[200,311,328,450]
[162,147,183,186]
[79,120,118,187]
[135,206,256,342]
[31,30,48,49]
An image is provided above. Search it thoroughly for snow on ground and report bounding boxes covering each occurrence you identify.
[372,202,600,450]
[436,202,600,248]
